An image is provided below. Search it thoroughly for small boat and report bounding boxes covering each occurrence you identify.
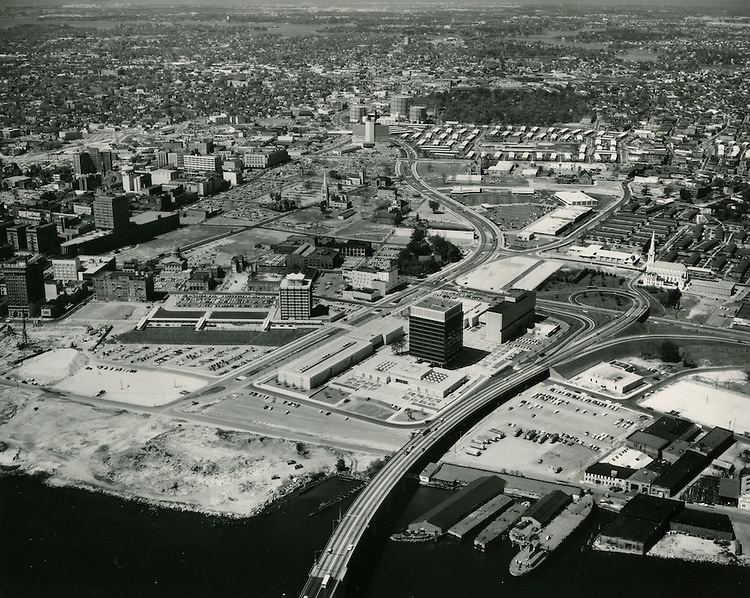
[389,530,439,543]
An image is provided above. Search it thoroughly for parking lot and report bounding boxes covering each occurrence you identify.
[173,293,275,310]
[100,343,261,376]
[443,382,652,483]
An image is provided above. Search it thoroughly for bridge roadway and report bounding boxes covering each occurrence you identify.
[300,289,650,597]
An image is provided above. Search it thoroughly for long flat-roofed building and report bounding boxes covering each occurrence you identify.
[409,297,463,367]
[276,318,404,389]
[587,362,644,394]
[408,476,505,536]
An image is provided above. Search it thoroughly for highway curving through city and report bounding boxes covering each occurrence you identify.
[298,142,657,597]
[299,293,651,597]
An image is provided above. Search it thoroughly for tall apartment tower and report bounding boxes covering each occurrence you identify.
[2,255,46,317]
[278,273,312,320]
[409,297,463,367]
[93,195,130,231]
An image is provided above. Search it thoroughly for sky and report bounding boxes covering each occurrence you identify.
[2,0,748,9]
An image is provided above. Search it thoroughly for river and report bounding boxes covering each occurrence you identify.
[1,475,748,597]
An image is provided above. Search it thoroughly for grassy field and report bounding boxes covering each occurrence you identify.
[538,268,626,293]
[574,291,632,311]
[116,327,311,346]
[556,337,750,379]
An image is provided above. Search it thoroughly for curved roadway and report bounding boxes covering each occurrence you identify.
[299,145,652,597]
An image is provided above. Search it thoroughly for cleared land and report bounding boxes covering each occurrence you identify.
[0,385,355,517]
[116,224,238,262]
[640,376,750,434]
[12,348,207,405]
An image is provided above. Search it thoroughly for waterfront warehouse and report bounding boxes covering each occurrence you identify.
[408,476,505,536]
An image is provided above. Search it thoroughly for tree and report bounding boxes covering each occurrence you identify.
[665,288,682,309]
[296,442,308,457]
[391,336,406,355]
[428,199,440,213]
[658,340,681,363]
[430,235,461,263]
[663,185,674,198]
[679,188,692,202]
[335,458,348,472]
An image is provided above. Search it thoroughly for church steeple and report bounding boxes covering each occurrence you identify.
[648,231,656,264]
[321,170,329,203]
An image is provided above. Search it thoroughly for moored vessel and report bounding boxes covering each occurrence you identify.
[508,494,595,576]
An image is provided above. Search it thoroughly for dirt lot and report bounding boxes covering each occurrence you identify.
[0,385,354,517]
[443,381,652,484]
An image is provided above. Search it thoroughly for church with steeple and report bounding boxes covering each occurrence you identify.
[642,232,687,289]
[320,171,352,211]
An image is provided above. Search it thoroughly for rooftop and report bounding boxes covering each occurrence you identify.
[523,490,571,527]
[600,515,662,543]
[644,415,700,443]
[619,493,684,523]
[412,475,506,533]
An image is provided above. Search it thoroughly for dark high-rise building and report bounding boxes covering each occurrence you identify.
[2,255,45,317]
[93,195,130,231]
[26,222,60,255]
[7,223,28,251]
[88,147,113,174]
[409,297,463,366]
[73,152,95,176]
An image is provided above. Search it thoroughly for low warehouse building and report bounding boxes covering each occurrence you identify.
[626,431,670,460]
[584,463,637,490]
[408,475,506,536]
[620,493,684,523]
[692,427,734,460]
[596,493,684,556]
[649,451,709,498]
[670,509,735,541]
[644,415,700,444]
[586,362,644,395]
[597,516,663,555]
[276,317,404,389]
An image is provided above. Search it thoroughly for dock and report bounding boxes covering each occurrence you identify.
[473,502,529,551]
[538,495,594,552]
[447,494,513,540]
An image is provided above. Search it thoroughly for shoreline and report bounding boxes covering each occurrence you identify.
[592,535,750,568]
[0,465,364,521]
[0,384,379,519]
